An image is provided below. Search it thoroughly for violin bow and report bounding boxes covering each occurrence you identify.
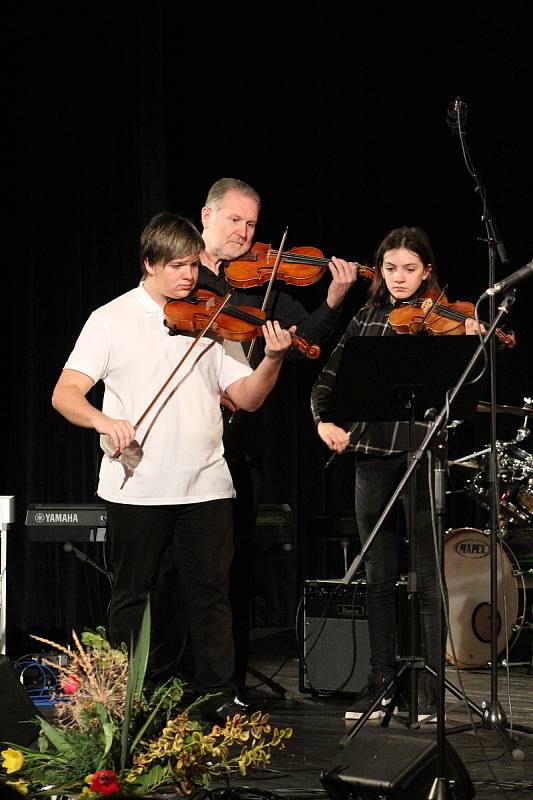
[226,228,288,426]
[244,226,289,366]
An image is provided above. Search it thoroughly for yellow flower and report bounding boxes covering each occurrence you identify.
[5,779,29,795]
[1,748,24,774]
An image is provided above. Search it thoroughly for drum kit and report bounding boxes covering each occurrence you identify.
[445,397,533,668]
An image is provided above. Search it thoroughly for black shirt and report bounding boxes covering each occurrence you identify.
[196,261,342,462]
[196,262,340,367]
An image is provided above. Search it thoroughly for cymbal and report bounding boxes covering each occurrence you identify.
[476,400,533,418]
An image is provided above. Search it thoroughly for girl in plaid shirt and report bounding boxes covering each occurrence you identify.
[311,226,481,721]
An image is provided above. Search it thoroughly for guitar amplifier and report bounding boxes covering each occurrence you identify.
[300,579,407,696]
[255,503,295,548]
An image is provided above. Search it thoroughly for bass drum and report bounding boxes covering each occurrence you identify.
[444,527,521,668]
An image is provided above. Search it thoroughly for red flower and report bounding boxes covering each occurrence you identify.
[60,675,81,695]
[90,769,121,795]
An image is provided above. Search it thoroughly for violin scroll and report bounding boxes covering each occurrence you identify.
[290,336,320,359]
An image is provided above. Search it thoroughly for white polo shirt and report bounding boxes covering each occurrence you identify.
[64,286,252,504]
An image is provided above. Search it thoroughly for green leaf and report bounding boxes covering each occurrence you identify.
[103,721,115,753]
[133,761,173,793]
[93,702,114,758]
[81,630,109,649]
[120,598,151,769]
[36,716,71,753]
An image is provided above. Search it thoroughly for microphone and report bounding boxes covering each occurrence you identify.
[446,97,468,133]
[482,259,533,298]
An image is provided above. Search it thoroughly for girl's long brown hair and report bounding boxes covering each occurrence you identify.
[366,226,442,308]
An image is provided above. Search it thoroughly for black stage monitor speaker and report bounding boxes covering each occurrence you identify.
[0,655,40,746]
[321,727,474,800]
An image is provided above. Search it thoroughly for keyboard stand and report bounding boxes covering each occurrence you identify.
[0,496,15,655]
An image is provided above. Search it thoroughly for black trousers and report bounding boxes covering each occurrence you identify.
[354,453,440,674]
[227,459,262,687]
[148,459,262,690]
[104,498,235,694]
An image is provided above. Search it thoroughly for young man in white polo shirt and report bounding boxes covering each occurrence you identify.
[51,211,293,723]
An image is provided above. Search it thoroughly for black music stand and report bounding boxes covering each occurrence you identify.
[325,335,480,733]
[327,336,480,427]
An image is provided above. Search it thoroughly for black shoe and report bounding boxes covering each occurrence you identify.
[234,687,249,705]
[390,674,440,722]
[345,670,396,720]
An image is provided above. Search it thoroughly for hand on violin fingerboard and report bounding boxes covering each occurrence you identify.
[465,318,487,335]
[262,321,296,361]
[326,257,359,310]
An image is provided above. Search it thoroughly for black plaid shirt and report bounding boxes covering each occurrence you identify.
[310,303,430,455]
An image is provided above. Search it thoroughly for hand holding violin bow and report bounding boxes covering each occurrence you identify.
[316,420,351,454]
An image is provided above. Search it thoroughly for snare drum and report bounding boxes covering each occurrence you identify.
[444,527,522,668]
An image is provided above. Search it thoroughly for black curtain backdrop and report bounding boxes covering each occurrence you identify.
[3,2,531,655]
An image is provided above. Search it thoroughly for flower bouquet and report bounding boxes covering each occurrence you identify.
[0,604,292,797]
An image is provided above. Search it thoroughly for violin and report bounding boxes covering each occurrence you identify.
[387,290,516,349]
[224,241,375,288]
[163,289,321,359]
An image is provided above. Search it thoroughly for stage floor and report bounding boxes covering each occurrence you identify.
[229,627,533,800]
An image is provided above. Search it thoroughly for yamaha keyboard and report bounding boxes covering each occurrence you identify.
[26,504,107,542]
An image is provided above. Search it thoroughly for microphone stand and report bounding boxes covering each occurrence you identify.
[450,98,521,749]
[63,541,114,581]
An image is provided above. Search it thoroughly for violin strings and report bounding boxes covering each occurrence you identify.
[434,302,489,328]
[221,305,265,326]
[269,251,330,266]
[434,303,472,323]
[245,248,374,274]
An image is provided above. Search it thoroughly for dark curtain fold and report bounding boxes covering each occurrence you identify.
[4,3,169,653]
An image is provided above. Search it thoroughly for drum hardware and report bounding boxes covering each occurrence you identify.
[461,438,533,528]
